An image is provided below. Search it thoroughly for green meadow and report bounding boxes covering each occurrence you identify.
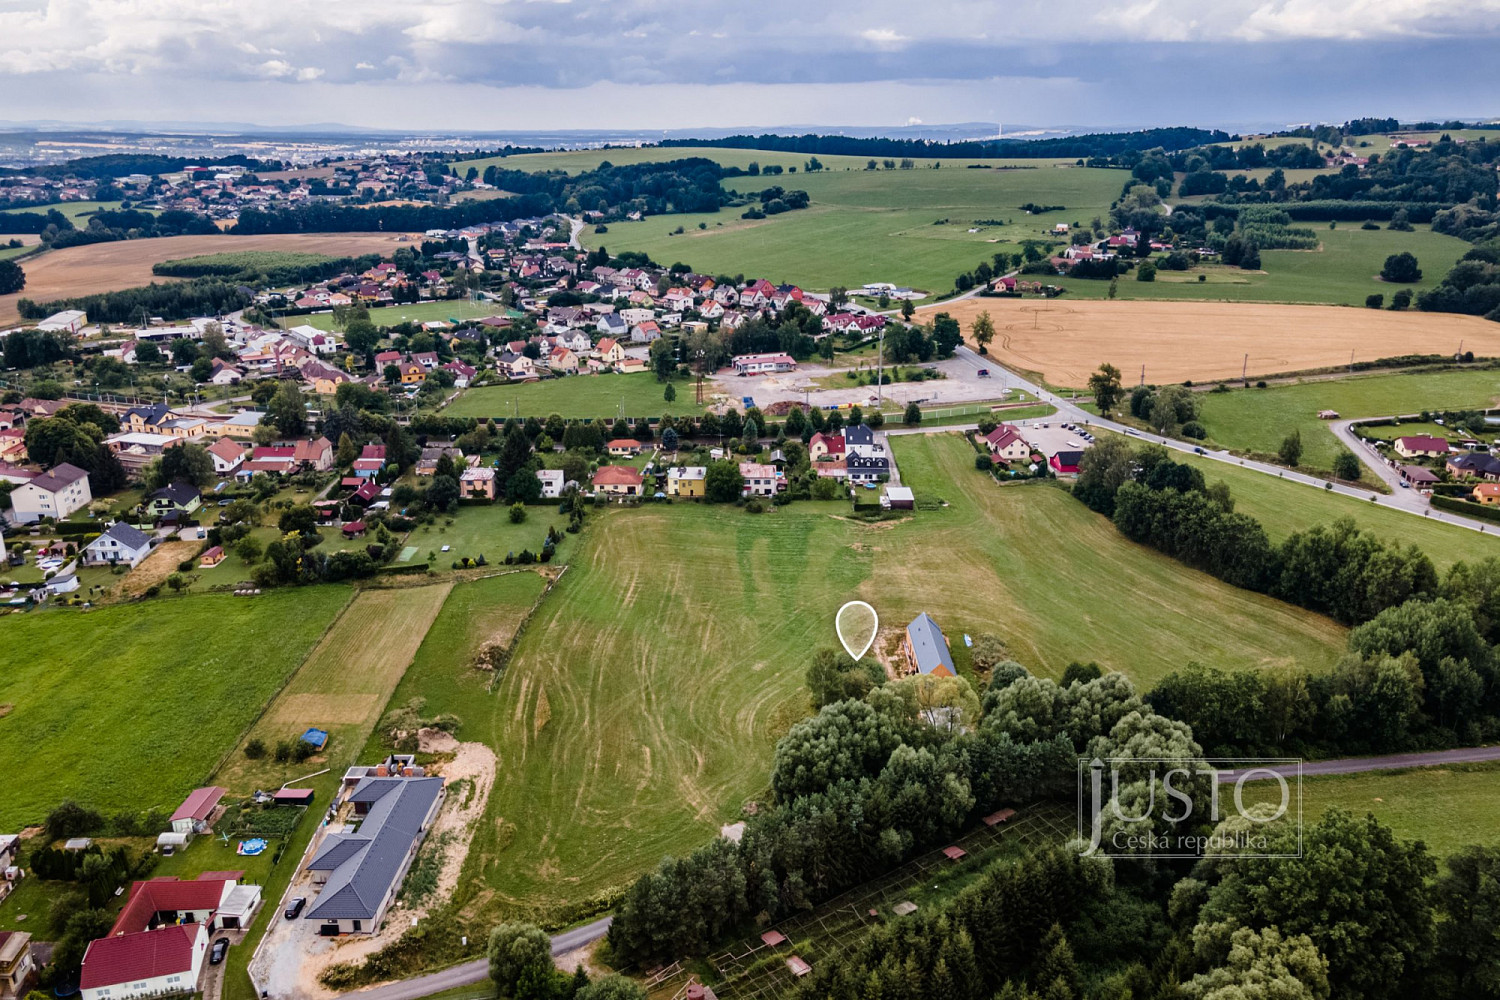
[446,372,703,420]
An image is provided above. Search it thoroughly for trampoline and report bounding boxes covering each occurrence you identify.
[237,838,268,856]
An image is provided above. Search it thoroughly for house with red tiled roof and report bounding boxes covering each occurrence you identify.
[592,465,644,497]
[983,424,1031,463]
[809,432,845,462]
[1393,435,1449,459]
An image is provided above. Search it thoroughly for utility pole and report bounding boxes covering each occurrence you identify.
[1139,364,1145,386]
[1242,353,1248,384]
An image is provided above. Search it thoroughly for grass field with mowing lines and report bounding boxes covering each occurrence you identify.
[1174,452,1500,570]
[213,584,453,796]
[446,373,703,419]
[1044,225,1471,306]
[300,298,499,332]
[455,434,1343,920]
[1194,368,1500,470]
[393,503,573,570]
[0,587,352,828]
[1240,763,1500,858]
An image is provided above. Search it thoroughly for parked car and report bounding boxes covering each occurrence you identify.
[285,897,307,919]
[977,369,991,378]
[210,938,229,965]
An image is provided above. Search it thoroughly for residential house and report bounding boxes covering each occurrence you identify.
[207,437,245,476]
[123,402,179,434]
[0,931,35,1000]
[846,453,890,484]
[809,432,845,462]
[104,432,181,478]
[631,321,662,343]
[596,313,628,338]
[547,346,579,373]
[739,462,784,496]
[536,469,566,498]
[9,463,92,523]
[200,546,225,568]
[667,466,706,497]
[844,424,883,459]
[608,439,642,457]
[459,467,496,500]
[1475,483,1500,505]
[83,522,153,569]
[902,612,955,677]
[496,352,538,381]
[1447,452,1500,480]
[618,357,648,374]
[983,424,1031,463]
[595,337,626,365]
[592,465,644,497]
[157,417,211,439]
[731,353,796,375]
[293,437,335,472]
[352,445,386,479]
[169,787,226,836]
[349,481,381,506]
[240,446,298,478]
[442,361,477,387]
[303,775,445,935]
[145,482,203,521]
[397,361,426,385]
[1398,464,1440,487]
[302,360,352,395]
[1394,435,1450,459]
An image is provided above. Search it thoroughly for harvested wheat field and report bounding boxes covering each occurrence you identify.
[930,298,1500,387]
[0,232,420,325]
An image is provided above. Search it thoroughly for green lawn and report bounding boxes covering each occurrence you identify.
[0,242,34,262]
[1239,763,1500,859]
[1175,452,1500,570]
[1193,368,1500,472]
[446,373,703,420]
[452,434,1343,923]
[1046,225,1473,306]
[4,199,130,223]
[0,587,352,828]
[452,146,1071,177]
[394,502,572,568]
[579,161,1121,297]
[299,299,499,332]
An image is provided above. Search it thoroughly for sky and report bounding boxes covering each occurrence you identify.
[1,0,1498,133]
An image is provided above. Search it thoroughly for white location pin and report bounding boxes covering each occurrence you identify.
[835,601,879,662]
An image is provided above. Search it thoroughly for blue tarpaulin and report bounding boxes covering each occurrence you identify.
[301,728,329,748]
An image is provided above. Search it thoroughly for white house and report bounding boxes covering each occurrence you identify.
[536,469,565,498]
[284,324,340,355]
[9,463,92,523]
[207,437,245,476]
[83,522,153,568]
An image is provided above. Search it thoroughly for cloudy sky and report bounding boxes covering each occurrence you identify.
[1,0,1498,132]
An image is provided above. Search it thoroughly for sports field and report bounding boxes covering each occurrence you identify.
[1043,225,1472,307]
[1175,451,1500,569]
[933,298,1500,386]
[0,587,352,828]
[1240,763,1500,858]
[213,584,452,796]
[464,433,1343,918]
[446,372,704,419]
[299,298,500,332]
[0,232,423,326]
[1193,368,1500,470]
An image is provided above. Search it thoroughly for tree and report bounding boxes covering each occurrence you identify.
[268,381,307,437]
[661,426,679,452]
[931,313,962,358]
[575,975,647,1000]
[805,648,885,708]
[1431,845,1500,998]
[509,502,527,524]
[1366,293,1385,309]
[336,432,357,468]
[135,340,162,365]
[488,923,554,999]
[345,319,380,355]
[664,382,677,403]
[971,311,996,354]
[1087,363,1123,416]
[1137,262,1157,282]
[649,337,676,381]
[1332,448,1361,481]
[1278,429,1303,468]
[1381,252,1422,284]
[1182,925,1330,1000]
[904,402,922,425]
[154,442,214,490]
[0,260,24,295]
[704,460,743,502]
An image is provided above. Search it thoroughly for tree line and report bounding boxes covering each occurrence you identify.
[659,127,1233,161]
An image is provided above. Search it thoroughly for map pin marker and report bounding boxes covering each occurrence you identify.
[835,601,879,662]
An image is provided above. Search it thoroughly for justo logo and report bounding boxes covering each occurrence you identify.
[1077,758,1303,859]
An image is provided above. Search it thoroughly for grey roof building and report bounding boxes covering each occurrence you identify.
[304,776,444,931]
[904,612,956,677]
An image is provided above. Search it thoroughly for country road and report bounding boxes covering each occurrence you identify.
[339,918,612,1000]
[1215,745,1500,782]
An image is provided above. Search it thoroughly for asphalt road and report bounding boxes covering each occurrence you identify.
[338,918,612,1000]
[1215,745,1500,782]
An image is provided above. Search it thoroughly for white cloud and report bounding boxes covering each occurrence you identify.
[860,27,908,48]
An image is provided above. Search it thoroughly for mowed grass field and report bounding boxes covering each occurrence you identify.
[461,434,1344,918]
[213,585,452,796]
[0,587,352,828]
[1174,452,1500,569]
[447,373,704,419]
[300,298,500,332]
[393,503,573,568]
[1044,225,1473,307]
[932,298,1500,387]
[1194,368,1500,469]
[0,232,423,326]
[1240,763,1500,858]
[578,158,1121,296]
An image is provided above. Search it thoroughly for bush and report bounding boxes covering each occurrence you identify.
[45,801,104,841]
[508,502,527,524]
[1136,262,1157,282]
[244,738,267,760]
[1181,421,1207,439]
[975,455,994,471]
[1366,293,1385,309]
[745,498,766,514]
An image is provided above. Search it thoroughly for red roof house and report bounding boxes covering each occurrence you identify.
[169,786,225,834]
[80,924,203,994]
